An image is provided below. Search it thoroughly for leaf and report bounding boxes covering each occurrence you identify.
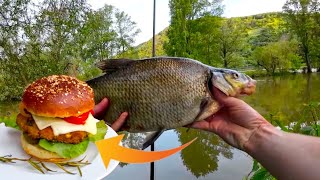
[38,139,89,158]
[55,163,76,175]
[300,126,314,135]
[252,160,259,172]
[40,162,56,172]
[0,116,20,130]
[0,155,90,176]
[250,168,269,180]
[274,120,289,132]
[77,166,82,177]
[28,160,45,174]
[88,121,107,142]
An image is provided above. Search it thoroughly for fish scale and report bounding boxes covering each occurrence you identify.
[86,57,256,133]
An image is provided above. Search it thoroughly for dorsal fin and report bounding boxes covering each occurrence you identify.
[96,59,137,73]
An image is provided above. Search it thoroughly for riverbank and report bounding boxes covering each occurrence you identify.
[243,68,320,78]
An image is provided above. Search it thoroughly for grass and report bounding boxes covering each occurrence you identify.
[244,102,320,180]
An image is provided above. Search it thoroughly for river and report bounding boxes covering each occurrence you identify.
[0,73,319,179]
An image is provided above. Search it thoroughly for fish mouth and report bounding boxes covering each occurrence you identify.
[240,79,256,95]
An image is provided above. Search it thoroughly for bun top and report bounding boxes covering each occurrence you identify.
[22,75,94,118]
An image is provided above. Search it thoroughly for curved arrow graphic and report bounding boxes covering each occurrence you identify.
[95,134,197,169]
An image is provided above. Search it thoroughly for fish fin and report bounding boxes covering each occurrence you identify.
[142,130,165,150]
[194,96,220,122]
[96,59,136,73]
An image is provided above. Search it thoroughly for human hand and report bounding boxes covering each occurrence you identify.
[191,87,272,150]
[94,98,128,132]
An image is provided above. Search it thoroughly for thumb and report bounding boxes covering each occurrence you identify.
[213,87,229,103]
[213,87,241,107]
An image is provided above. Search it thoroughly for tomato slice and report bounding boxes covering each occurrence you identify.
[64,110,94,125]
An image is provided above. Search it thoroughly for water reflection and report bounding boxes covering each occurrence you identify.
[175,128,232,177]
[107,129,251,180]
[244,73,320,124]
[119,128,233,178]
[119,132,156,167]
[121,132,150,150]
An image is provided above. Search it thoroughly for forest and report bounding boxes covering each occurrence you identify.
[1,0,320,101]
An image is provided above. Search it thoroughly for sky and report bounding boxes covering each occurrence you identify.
[87,0,287,45]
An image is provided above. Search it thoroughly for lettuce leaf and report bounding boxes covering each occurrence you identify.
[38,139,89,158]
[38,121,107,158]
[88,120,108,142]
[0,115,20,130]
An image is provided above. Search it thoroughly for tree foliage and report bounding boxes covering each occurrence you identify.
[119,28,169,59]
[0,0,140,101]
[165,0,223,60]
[218,18,248,68]
[282,0,320,72]
[3,0,320,101]
[114,10,141,57]
[176,128,232,178]
[252,40,301,74]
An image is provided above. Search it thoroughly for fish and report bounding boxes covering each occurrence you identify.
[86,57,256,149]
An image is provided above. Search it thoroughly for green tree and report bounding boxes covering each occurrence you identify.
[165,0,223,58]
[114,10,141,57]
[187,16,221,66]
[118,28,169,59]
[252,40,301,75]
[283,0,316,73]
[176,128,232,178]
[249,26,284,49]
[0,0,140,100]
[0,0,33,100]
[77,5,116,61]
[309,0,320,68]
[218,19,247,68]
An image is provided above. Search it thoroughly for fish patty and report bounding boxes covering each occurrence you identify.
[16,113,88,144]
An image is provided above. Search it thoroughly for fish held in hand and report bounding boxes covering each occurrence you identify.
[86,57,256,133]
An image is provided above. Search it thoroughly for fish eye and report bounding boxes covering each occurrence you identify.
[232,73,239,79]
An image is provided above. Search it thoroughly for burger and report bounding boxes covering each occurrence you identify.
[16,75,107,162]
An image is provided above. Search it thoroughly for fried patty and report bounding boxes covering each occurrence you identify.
[16,113,88,144]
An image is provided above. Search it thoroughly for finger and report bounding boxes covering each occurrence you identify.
[213,87,229,103]
[197,117,248,149]
[111,112,128,131]
[93,98,109,118]
[213,87,246,107]
[190,113,225,131]
[190,120,210,130]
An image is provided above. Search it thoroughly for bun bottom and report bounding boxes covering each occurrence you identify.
[20,135,69,162]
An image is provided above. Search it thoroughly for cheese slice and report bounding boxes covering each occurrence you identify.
[32,113,99,136]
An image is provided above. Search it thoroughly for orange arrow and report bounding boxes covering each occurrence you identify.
[95,134,197,169]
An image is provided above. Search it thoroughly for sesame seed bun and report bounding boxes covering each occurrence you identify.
[21,75,94,118]
[20,134,68,162]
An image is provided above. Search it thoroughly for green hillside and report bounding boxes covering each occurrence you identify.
[125,11,306,77]
[130,12,286,61]
[119,28,169,59]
